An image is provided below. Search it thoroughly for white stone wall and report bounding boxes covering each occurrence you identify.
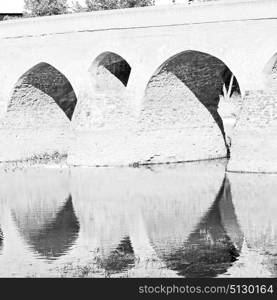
[0,1,277,170]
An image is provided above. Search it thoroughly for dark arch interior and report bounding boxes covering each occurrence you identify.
[13,195,80,260]
[94,52,131,88]
[148,51,241,139]
[221,66,240,97]
[9,62,77,120]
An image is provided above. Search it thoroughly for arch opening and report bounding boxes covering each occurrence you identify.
[0,62,78,162]
[72,51,134,136]
[91,52,131,92]
[139,50,242,163]
[8,62,77,120]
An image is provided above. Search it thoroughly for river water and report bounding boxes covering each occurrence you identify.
[0,159,276,278]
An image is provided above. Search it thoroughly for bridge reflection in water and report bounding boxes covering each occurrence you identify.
[0,161,276,277]
[12,195,80,260]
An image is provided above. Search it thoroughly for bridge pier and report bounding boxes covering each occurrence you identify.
[68,51,229,167]
[227,90,277,173]
[67,65,139,166]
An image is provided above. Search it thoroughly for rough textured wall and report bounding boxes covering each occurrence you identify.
[141,51,235,134]
[0,0,277,169]
[227,90,277,173]
[133,51,230,165]
[0,63,77,162]
[69,51,236,166]
[94,52,131,90]
[72,53,132,131]
[228,55,277,173]
[68,53,137,166]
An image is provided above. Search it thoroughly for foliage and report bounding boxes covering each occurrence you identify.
[119,0,154,8]
[85,0,119,10]
[72,0,154,12]
[24,0,68,16]
[71,1,87,12]
[2,15,22,21]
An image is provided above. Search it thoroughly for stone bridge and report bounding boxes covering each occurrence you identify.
[0,0,277,172]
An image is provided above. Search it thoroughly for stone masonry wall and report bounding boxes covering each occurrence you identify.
[72,53,133,132]
[132,51,230,165]
[69,53,138,166]
[0,63,77,162]
[227,53,277,173]
[228,90,277,173]
[140,51,229,132]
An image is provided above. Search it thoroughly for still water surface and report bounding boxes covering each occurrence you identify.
[0,160,276,277]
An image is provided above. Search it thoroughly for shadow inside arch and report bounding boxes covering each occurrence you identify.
[90,52,131,91]
[9,62,77,120]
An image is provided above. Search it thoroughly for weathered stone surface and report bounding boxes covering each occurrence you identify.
[228,173,277,276]
[0,63,77,162]
[227,49,277,173]
[228,90,277,173]
[69,51,229,166]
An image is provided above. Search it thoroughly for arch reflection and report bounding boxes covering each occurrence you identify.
[13,195,79,260]
[145,176,243,277]
[71,161,226,276]
[98,236,135,275]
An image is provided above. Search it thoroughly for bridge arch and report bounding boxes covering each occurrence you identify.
[75,51,133,130]
[8,62,78,120]
[137,50,242,163]
[90,51,132,92]
[263,52,277,91]
[0,62,78,162]
[227,51,277,173]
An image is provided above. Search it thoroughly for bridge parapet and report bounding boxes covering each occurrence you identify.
[1,0,277,39]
